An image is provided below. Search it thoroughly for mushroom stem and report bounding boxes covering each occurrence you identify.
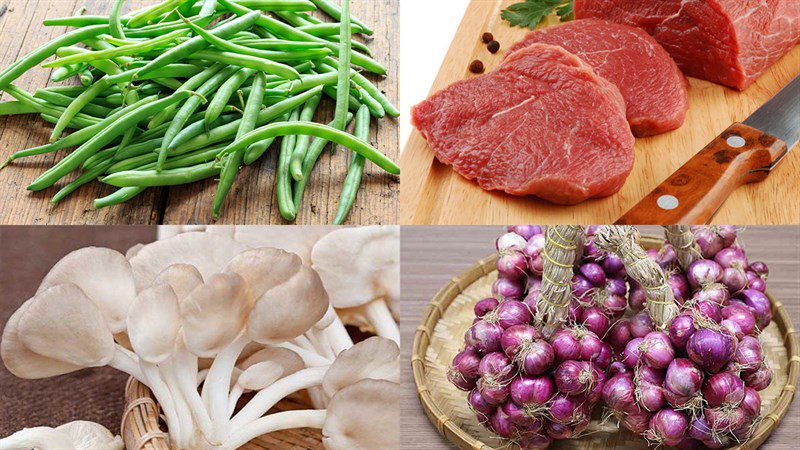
[222,409,326,450]
[108,346,145,383]
[363,299,400,344]
[140,361,184,447]
[307,328,335,359]
[161,358,196,449]
[321,314,353,355]
[203,333,250,443]
[227,383,245,418]
[274,342,331,367]
[230,366,328,430]
[0,427,75,449]
[173,344,217,445]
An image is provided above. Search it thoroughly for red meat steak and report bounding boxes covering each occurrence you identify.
[507,19,689,137]
[411,44,635,205]
[574,0,800,90]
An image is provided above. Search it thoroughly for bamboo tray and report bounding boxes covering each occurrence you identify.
[411,236,799,449]
[121,379,322,450]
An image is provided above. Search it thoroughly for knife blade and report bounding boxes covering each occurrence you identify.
[616,74,799,225]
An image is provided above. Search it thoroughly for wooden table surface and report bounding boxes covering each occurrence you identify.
[0,0,398,225]
[400,0,800,225]
[400,226,800,449]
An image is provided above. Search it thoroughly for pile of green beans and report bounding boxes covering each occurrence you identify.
[0,0,398,223]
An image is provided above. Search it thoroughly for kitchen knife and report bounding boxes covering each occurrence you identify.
[616,74,800,225]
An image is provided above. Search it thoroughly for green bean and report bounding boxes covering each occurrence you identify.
[332,0,352,132]
[180,15,331,62]
[102,160,221,187]
[158,66,240,170]
[273,11,313,27]
[51,160,115,204]
[297,22,363,37]
[79,68,95,86]
[199,0,219,18]
[94,187,146,209]
[40,113,100,130]
[309,0,373,35]
[172,85,323,153]
[42,16,117,27]
[242,113,288,165]
[43,30,188,68]
[50,62,89,83]
[277,108,301,220]
[29,92,193,191]
[41,85,90,97]
[188,49,300,80]
[125,14,218,38]
[321,84,361,112]
[212,72,267,218]
[218,0,385,75]
[54,47,122,76]
[0,25,110,87]
[291,113,353,205]
[135,11,261,79]
[0,101,37,116]
[110,144,225,173]
[333,104,369,224]
[229,38,326,51]
[321,33,372,57]
[2,85,101,125]
[127,0,185,28]
[267,72,341,96]
[110,0,127,39]
[233,0,316,12]
[148,63,224,129]
[289,93,321,180]
[33,90,113,117]
[220,120,398,174]
[205,68,254,128]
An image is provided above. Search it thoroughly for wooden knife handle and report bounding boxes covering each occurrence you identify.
[616,123,786,225]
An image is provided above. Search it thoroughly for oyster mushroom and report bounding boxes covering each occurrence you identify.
[311,226,400,343]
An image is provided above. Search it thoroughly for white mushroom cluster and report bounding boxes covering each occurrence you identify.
[0,228,400,450]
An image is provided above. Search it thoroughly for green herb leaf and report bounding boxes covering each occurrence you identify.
[501,0,574,29]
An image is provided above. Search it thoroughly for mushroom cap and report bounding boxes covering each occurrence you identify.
[181,273,253,358]
[152,264,204,302]
[323,379,400,450]
[240,347,305,377]
[0,426,76,449]
[237,361,284,391]
[56,421,123,450]
[129,232,250,291]
[311,226,399,309]
[36,247,136,334]
[247,265,329,344]
[1,299,84,378]
[18,284,116,367]
[125,243,144,260]
[223,248,302,298]
[126,283,181,364]
[208,225,333,264]
[322,336,400,397]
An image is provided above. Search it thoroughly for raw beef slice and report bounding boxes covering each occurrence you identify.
[411,44,635,205]
[574,0,800,90]
[507,19,689,137]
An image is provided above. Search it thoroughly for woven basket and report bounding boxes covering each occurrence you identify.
[411,236,799,450]
[121,379,322,450]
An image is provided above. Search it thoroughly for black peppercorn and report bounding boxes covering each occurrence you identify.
[481,32,494,44]
[468,60,485,74]
[487,40,500,54]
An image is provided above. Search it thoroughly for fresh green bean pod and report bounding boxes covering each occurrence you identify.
[204,68,255,128]
[291,113,354,206]
[309,0,373,35]
[51,160,115,204]
[188,49,300,80]
[333,104,369,224]
[289,93,321,180]
[276,108,301,221]
[94,187,146,209]
[102,160,221,187]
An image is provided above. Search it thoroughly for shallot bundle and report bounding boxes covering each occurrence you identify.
[453,225,775,450]
[602,226,774,449]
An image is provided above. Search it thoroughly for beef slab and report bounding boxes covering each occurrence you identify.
[412,44,635,205]
[507,19,689,137]
[574,0,800,90]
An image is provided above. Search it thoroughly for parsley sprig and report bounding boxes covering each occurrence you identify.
[501,0,574,29]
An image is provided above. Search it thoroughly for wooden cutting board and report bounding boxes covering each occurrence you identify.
[400,0,800,225]
[0,0,398,225]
